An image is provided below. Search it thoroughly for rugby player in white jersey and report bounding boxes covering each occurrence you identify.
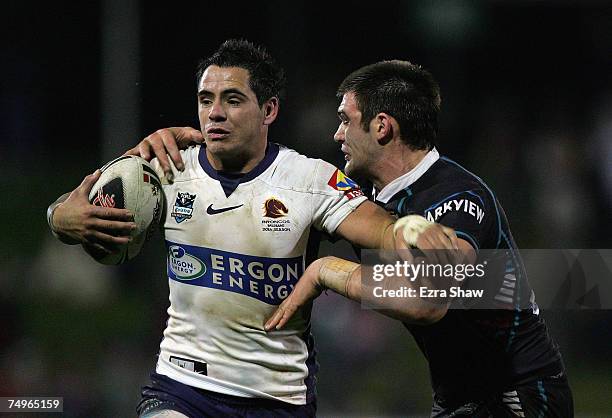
[47,40,457,417]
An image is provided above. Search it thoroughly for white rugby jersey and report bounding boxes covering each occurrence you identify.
[150,142,366,405]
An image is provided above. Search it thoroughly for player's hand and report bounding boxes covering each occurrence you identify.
[123,127,204,178]
[52,170,136,254]
[395,217,460,266]
[265,259,325,331]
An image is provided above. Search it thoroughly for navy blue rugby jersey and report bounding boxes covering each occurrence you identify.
[374,150,565,407]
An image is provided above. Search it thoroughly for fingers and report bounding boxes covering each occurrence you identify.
[127,127,202,180]
[91,218,136,235]
[86,230,131,246]
[138,130,180,178]
[264,306,284,331]
[415,225,457,266]
[441,226,459,250]
[394,227,409,250]
[90,206,134,221]
[147,131,173,168]
[122,146,140,157]
[77,170,101,195]
[418,225,455,251]
[265,299,299,331]
[159,129,184,171]
[171,126,204,145]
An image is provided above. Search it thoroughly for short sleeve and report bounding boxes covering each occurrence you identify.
[310,160,367,235]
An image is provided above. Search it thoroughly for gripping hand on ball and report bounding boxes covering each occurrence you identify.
[124,127,204,180]
[50,170,136,254]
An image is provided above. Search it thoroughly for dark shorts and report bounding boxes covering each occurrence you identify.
[431,373,573,417]
[137,372,317,418]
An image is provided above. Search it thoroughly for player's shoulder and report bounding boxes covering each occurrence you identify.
[424,157,494,202]
[270,144,344,194]
[149,145,202,184]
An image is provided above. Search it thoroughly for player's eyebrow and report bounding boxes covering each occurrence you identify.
[198,88,249,99]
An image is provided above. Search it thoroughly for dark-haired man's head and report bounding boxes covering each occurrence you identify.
[196,40,286,172]
[197,39,286,106]
[337,60,440,151]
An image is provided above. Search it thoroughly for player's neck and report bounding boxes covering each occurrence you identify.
[206,142,268,174]
[371,147,429,191]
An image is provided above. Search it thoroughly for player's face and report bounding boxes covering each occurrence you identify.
[197,66,268,167]
[334,92,378,178]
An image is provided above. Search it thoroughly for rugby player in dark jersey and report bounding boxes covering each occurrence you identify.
[265,61,574,417]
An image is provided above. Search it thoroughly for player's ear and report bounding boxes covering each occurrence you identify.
[372,113,395,144]
[262,97,279,126]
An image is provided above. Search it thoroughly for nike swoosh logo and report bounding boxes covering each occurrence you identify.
[206,204,244,215]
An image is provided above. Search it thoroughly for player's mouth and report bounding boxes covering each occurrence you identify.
[341,146,351,161]
[205,126,231,140]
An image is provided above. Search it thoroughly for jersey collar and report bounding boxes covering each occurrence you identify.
[199,142,280,197]
[374,147,440,204]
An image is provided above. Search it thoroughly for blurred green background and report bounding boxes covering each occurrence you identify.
[1,1,611,416]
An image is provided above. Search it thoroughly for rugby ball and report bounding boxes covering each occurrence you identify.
[87,155,164,264]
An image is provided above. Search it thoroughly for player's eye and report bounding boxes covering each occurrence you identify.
[199,98,213,106]
[227,97,242,105]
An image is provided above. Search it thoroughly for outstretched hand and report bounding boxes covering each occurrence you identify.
[123,127,204,179]
[265,259,325,331]
[51,170,136,255]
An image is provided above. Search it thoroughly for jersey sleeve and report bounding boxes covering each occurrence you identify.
[309,160,367,235]
[423,188,494,250]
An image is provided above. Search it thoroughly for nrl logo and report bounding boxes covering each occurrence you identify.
[171,192,196,223]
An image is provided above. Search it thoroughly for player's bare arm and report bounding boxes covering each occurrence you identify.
[266,216,475,330]
[47,170,136,254]
[334,201,397,250]
[124,126,204,178]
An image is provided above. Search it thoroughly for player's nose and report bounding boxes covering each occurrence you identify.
[208,101,227,121]
[333,123,345,143]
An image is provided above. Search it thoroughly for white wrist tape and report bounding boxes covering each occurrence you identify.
[319,258,359,298]
[393,215,434,247]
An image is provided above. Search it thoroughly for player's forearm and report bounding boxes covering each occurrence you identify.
[318,257,361,301]
[318,256,447,324]
[46,193,79,245]
[335,202,396,250]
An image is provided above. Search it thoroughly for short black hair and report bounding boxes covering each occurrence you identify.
[337,60,441,150]
[196,39,286,106]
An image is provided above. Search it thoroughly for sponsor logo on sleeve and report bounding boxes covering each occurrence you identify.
[425,197,485,224]
[327,169,364,200]
[171,192,196,223]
